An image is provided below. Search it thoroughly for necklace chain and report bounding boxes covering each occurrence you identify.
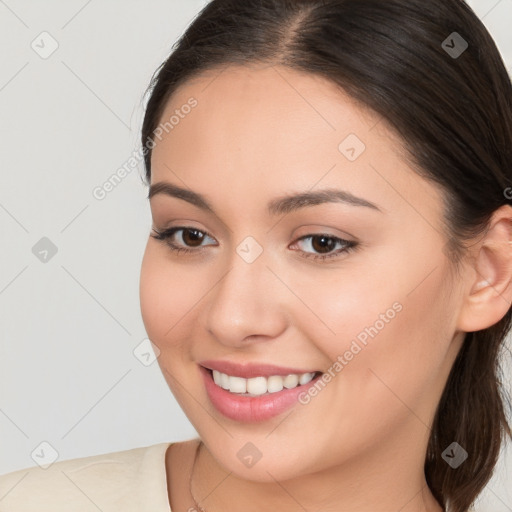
[189,440,208,512]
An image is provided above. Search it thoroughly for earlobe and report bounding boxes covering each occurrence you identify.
[456,205,512,333]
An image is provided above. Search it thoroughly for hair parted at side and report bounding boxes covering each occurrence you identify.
[140,1,512,511]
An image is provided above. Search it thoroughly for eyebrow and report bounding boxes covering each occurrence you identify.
[148,182,382,216]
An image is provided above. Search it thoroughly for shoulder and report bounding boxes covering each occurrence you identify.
[0,442,172,512]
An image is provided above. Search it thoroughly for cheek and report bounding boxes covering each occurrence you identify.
[283,261,403,362]
[139,246,207,409]
[294,249,455,409]
[305,241,452,362]
[139,244,202,346]
[278,271,454,471]
[324,270,453,427]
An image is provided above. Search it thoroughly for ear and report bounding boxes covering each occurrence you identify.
[456,205,512,333]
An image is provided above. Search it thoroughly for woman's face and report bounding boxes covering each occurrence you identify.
[140,63,467,482]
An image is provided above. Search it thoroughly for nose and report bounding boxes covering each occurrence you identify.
[200,248,289,348]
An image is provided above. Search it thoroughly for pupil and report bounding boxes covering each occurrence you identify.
[184,229,204,246]
[312,235,334,254]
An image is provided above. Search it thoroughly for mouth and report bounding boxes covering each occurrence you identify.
[199,364,324,422]
[204,367,323,396]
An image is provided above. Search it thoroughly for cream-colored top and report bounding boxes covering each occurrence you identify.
[0,442,173,512]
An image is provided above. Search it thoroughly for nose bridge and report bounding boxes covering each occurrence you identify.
[202,239,288,345]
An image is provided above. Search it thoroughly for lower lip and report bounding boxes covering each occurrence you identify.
[199,365,322,423]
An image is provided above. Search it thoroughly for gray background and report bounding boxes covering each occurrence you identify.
[0,1,510,510]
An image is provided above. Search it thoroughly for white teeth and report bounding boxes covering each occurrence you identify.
[220,372,230,390]
[229,376,247,393]
[247,376,267,395]
[299,372,314,385]
[211,370,317,396]
[267,376,284,393]
[283,374,299,389]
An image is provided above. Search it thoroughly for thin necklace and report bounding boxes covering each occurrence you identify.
[189,440,208,512]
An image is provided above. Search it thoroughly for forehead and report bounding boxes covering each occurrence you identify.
[152,63,395,173]
[154,63,383,151]
[149,63,444,226]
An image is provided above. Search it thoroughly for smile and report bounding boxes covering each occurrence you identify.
[199,364,324,422]
[211,369,320,396]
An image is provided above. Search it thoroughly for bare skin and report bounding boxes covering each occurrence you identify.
[140,63,512,512]
[165,439,201,511]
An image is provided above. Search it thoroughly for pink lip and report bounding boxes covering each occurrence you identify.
[199,365,322,423]
[199,359,319,378]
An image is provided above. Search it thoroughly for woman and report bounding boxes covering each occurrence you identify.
[1,0,511,511]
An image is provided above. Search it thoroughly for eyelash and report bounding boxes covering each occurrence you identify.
[151,226,358,262]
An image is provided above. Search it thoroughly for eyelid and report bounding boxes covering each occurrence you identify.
[293,224,357,242]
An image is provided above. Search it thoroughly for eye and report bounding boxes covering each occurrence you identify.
[150,226,216,254]
[290,234,358,261]
[151,226,358,261]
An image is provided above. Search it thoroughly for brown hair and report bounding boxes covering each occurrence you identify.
[140,1,512,510]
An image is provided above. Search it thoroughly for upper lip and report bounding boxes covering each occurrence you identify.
[199,359,320,379]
